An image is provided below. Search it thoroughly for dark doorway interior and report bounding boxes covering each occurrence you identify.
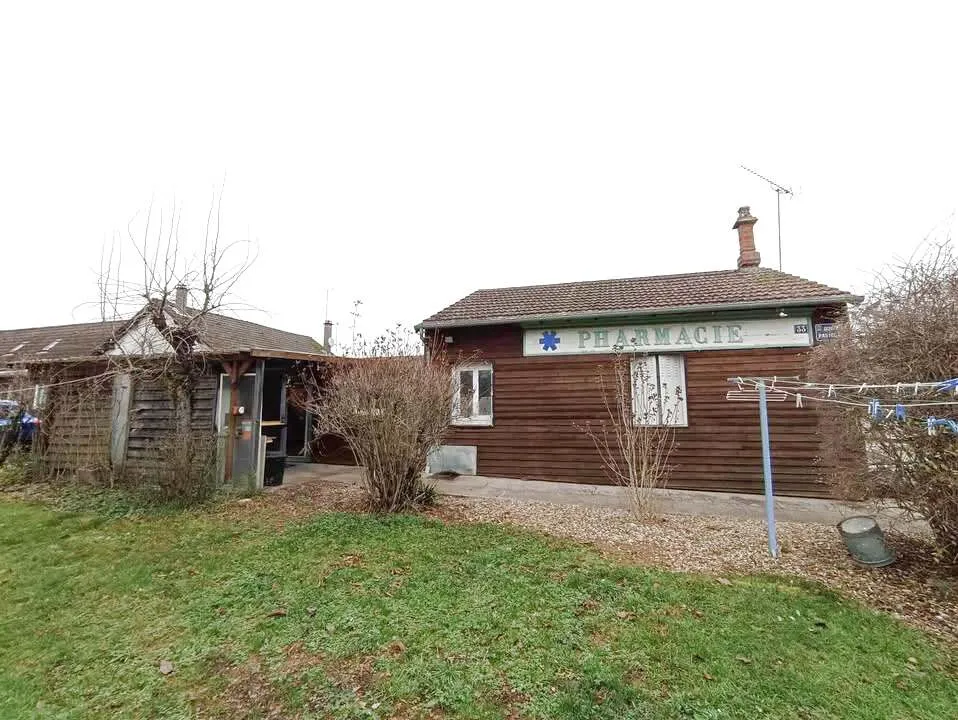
[286,403,309,458]
[261,370,287,484]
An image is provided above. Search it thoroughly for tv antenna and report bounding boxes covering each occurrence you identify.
[740,165,793,271]
[349,299,363,348]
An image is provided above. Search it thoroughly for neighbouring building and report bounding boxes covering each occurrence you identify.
[418,207,861,497]
[0,296,327,487]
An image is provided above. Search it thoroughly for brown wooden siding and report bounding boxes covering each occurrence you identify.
[124,375,218,473]
[440,324,833,498]
[30,362,220,477]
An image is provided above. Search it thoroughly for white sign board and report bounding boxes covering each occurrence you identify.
[523,317,811,356]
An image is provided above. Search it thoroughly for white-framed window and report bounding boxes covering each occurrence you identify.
[452,363,493,426]
[631,355,688,427]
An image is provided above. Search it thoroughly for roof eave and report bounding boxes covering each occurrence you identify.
[417,294,863,330]
[248,347,329,362]
[5,354,108,366]
[9,348,326,365]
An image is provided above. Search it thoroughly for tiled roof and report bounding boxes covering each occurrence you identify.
[0,321,120,363]
[186,310,324,355]
[420,267,859,328]
[0,310,323,364]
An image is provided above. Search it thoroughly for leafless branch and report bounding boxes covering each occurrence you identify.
[809,237,958,565]
[576,351,677,520]
[296,328,455,512]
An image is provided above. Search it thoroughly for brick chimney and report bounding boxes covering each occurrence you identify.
[174,284,188,312]
[323,320,333,351]
[733,206,761,269]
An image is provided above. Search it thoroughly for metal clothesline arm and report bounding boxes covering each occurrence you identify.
[757,381,779,558]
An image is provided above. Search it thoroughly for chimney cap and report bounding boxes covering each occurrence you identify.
[733,206,757,230]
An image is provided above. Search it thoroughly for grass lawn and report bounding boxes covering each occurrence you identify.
[0,497,955,719]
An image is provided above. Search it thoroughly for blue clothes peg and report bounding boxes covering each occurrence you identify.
[868,399,881,420]
[927,417,958,435]
[936,378,958,393]
[895,404,906,421]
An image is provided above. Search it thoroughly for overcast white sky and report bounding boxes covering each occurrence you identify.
[2,2,956,349]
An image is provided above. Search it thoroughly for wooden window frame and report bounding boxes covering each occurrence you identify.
[451,362,494,427]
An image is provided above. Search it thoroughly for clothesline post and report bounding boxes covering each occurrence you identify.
[757,380,779,558]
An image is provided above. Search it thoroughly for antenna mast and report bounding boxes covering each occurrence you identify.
[350,300,363,349]
[740,165,793,271]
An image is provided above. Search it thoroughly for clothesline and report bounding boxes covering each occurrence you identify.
[726,376,958,423]
[728,376,958,396]
[724,372,958,560]
[728,384,958,409]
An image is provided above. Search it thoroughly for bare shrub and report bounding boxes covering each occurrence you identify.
[298,328,454,512]
[143,429,220,502]
[578,351,677,520]
[809,241,958,564]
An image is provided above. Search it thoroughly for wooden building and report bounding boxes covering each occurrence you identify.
[0,300,326,487]
[419,207,860,498]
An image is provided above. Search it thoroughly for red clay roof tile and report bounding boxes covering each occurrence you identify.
[420,267,858,327]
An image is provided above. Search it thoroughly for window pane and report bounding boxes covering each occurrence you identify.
[459,370,474,417]
[477,370,492,416]
[477,370,492,398]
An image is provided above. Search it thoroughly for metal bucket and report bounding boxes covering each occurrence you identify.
[837,516,895,567]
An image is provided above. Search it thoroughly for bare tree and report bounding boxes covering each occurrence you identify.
[577,351,678,519]
[809,240,958,564]
[97,193,255,498]
[297,327,456,512]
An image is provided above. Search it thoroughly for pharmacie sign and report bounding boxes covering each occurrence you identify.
[523,317,811,356]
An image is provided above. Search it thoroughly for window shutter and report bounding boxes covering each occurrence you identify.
[451,372,461,418]
[657,354,688,426]
[631,356,660,425]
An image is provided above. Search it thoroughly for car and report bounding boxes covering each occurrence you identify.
[0,400,40,444]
